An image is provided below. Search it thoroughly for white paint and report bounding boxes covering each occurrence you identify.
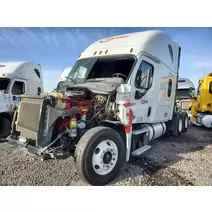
[76,30,180,161]
[0,61,44,114]
[92,139,118,175]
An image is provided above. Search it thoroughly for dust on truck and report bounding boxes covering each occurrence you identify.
[7,30,188,186]
[0,62,44,140]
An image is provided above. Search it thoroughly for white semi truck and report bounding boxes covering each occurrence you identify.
[0,62,44,140]
[55,67,72,92]
[176,78,195,120]
[7,30,188,186]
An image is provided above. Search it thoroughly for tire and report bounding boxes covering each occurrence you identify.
[181,112,189,133]
[171,113,183,137]
[0,117,11,141]
[74,126,125,186]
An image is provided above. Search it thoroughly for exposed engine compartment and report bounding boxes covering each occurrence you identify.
[8,85,120,158]
[64,86,118,127]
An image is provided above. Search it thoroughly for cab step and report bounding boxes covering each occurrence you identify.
[131,145,151,156]
[132,127,149,135]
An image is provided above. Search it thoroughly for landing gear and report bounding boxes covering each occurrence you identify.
[74,127,125,186]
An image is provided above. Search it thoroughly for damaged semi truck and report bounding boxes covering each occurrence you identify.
[7,30,188,185]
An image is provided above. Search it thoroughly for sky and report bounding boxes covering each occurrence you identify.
[0,27,212,91]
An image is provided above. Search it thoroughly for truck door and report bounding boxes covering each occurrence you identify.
[130,57,154,123]
[9,79,27,108]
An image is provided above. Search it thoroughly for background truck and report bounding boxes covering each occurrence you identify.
[176,77,195,120]
[55,67,72,92]
[0,62,44,140]
[7,30,188,186]
[189,72,212,128]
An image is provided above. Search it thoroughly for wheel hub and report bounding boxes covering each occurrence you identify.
[179,118,183,132]
[103,152,112,164]
[92,139,118,175]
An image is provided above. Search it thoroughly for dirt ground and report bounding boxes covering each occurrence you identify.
[0,125,212,186]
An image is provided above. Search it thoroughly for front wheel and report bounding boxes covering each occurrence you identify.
[74,127,125,186]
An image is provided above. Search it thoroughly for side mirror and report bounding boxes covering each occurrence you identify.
[189,87,194,93]
[189,93,197,100]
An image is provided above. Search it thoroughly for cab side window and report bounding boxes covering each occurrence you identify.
[209,82,212,94]
[12,81,25,95]
[167,79,172,97]
[197,83,202,95]
[38,87,41,95]
[135,61,154,89]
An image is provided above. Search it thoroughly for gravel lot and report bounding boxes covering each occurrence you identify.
[0,125,212,186]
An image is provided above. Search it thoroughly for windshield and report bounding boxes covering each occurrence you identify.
[0,78,10,91]
[176,89,191,98]
[64,56,135,85]
[197,83,202,95]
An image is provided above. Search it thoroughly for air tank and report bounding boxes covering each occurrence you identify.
[201,115,212,128]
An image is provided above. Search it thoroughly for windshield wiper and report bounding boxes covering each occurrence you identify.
[65,76,77,85]
[86,78,110,85]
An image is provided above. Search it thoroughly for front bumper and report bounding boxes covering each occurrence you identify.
[7,135,71,160]
[7,136,44,156]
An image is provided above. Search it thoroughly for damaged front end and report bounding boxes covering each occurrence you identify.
[7,94,78,159]
[7,84,122,160]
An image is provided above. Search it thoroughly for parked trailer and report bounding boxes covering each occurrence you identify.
[7,30,188,185]
[0,62,44,140]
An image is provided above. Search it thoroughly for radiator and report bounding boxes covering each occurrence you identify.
[15,96,47,146]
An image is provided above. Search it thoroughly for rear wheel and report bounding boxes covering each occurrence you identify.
[0,117,11,141]
[181,112,189,133]
[171,113,183,136]
[74,127,125,186]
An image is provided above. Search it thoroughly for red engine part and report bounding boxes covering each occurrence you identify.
[63,97,72,110]
[54,117,70,134]
[62,97,92,115]
[53,99,92,134]
[70,99,92,115]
